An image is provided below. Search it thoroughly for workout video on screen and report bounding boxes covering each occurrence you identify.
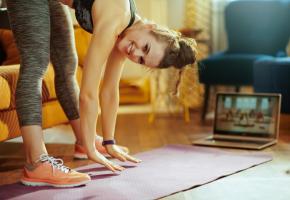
[215,95,279,135]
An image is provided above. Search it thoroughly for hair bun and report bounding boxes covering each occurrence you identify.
[174,38,197,69]
[150,24,197,69]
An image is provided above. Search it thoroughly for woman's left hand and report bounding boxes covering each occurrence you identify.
[105,145,142,163]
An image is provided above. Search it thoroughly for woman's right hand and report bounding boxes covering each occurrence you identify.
[87,150,125,173]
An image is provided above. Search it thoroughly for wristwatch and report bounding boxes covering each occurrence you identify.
[102,139,116,146]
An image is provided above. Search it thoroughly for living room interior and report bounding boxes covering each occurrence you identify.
[0,0,289,199]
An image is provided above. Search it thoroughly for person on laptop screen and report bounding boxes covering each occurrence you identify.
[216,95,278,137]
[193,93,281,150]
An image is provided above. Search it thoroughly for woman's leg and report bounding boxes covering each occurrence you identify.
[6,0,90,188]
[48,2,129,156]
[48,0,85,143]
[6,0,50,164]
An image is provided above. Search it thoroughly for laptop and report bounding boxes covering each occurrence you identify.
[193,93,281,150]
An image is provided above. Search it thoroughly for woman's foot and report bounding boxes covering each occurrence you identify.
[21,154,91,187]
[74,135,129,159]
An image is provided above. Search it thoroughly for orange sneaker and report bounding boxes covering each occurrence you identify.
[74,135,129,159]
[21,154,91,187]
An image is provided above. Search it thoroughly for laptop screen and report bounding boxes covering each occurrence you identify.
[214,93,281,138]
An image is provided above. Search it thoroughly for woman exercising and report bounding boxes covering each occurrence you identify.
[6,0,197,187]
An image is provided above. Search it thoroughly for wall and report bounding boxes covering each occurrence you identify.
[167,0,185,30]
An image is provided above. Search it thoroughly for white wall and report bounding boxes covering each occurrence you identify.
[167,0,185,29]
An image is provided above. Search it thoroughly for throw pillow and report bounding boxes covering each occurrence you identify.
[0,29,20,65]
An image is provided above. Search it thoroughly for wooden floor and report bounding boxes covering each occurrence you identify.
[0,112,290,200]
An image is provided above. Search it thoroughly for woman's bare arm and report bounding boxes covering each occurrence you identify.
[100,47,142,163]
[100,47,125,141]
[79,12,125,171]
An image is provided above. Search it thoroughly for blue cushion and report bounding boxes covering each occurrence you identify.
[199,52,273,85]
[254,57,290,114]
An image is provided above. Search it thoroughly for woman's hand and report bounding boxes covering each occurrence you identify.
[105,145,142,163]
[87,150,125,173]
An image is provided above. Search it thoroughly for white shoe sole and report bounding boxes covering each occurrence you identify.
[20,179,90,188]
[73,152,110,160]
[73,153,88,160]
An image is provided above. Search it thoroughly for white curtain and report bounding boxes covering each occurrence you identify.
[211,0,228,53]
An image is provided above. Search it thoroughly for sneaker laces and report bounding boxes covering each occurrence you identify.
[37,154,70,174]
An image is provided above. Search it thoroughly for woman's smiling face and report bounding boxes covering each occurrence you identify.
[116,24,166,68]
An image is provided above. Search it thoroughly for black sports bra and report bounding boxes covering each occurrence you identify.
[73,0,136,34]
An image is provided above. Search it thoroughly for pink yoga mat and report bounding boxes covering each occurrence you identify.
[0,145,271,200]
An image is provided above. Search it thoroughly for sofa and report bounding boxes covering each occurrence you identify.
[198,0,290,121]
[254,57,290,114]
[0,26,150,142]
